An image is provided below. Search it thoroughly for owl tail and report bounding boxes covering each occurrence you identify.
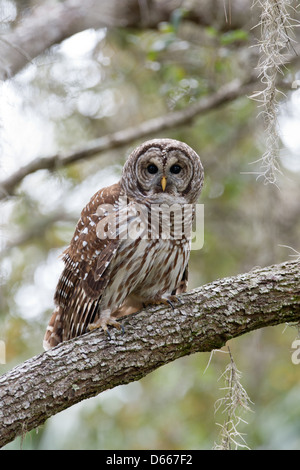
[43,306,63,350]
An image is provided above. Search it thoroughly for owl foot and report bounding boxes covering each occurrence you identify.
[88,310,124,340]
[163,295,184,310]
[143,295,183,310]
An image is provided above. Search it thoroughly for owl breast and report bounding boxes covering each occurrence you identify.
[100,235,190,313]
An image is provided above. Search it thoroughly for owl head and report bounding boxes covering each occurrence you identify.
[120,138,204,204]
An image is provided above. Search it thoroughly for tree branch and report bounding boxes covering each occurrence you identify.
[0,77,256,200]
[0,260,299,448]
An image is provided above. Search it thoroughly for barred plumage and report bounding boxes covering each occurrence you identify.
[43,138,204,349]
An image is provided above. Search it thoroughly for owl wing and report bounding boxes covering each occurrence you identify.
[44,182,122,348]
[56,182,122,302]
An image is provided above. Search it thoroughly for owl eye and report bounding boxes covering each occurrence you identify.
[170,164,182,174]
[147,164,158,174]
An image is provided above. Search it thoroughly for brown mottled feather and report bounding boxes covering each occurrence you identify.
[44,183,122,348]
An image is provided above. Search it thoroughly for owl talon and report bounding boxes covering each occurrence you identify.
[103,323,124,340]
[166,299,175,310]
[88,310,123,339]
[143,295,183,310]
[174,295,184,305]
[163,295,184,309]
[105,328,112,341]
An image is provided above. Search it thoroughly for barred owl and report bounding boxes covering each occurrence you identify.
[43,138,204,350]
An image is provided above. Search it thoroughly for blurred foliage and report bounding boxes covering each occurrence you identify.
[1,0,300,450]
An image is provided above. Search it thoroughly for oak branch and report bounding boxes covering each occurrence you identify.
[0,260,300,448]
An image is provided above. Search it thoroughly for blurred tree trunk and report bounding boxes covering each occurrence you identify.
[0,260,299,448]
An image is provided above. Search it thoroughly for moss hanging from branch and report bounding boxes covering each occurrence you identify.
[252,0,297,184]
[213,347,253,450]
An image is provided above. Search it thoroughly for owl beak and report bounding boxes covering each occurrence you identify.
[161,176,167,192]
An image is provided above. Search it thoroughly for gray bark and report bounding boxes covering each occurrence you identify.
[0,260,299,448]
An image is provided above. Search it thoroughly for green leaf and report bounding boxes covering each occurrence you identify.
[220,29,249,45]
